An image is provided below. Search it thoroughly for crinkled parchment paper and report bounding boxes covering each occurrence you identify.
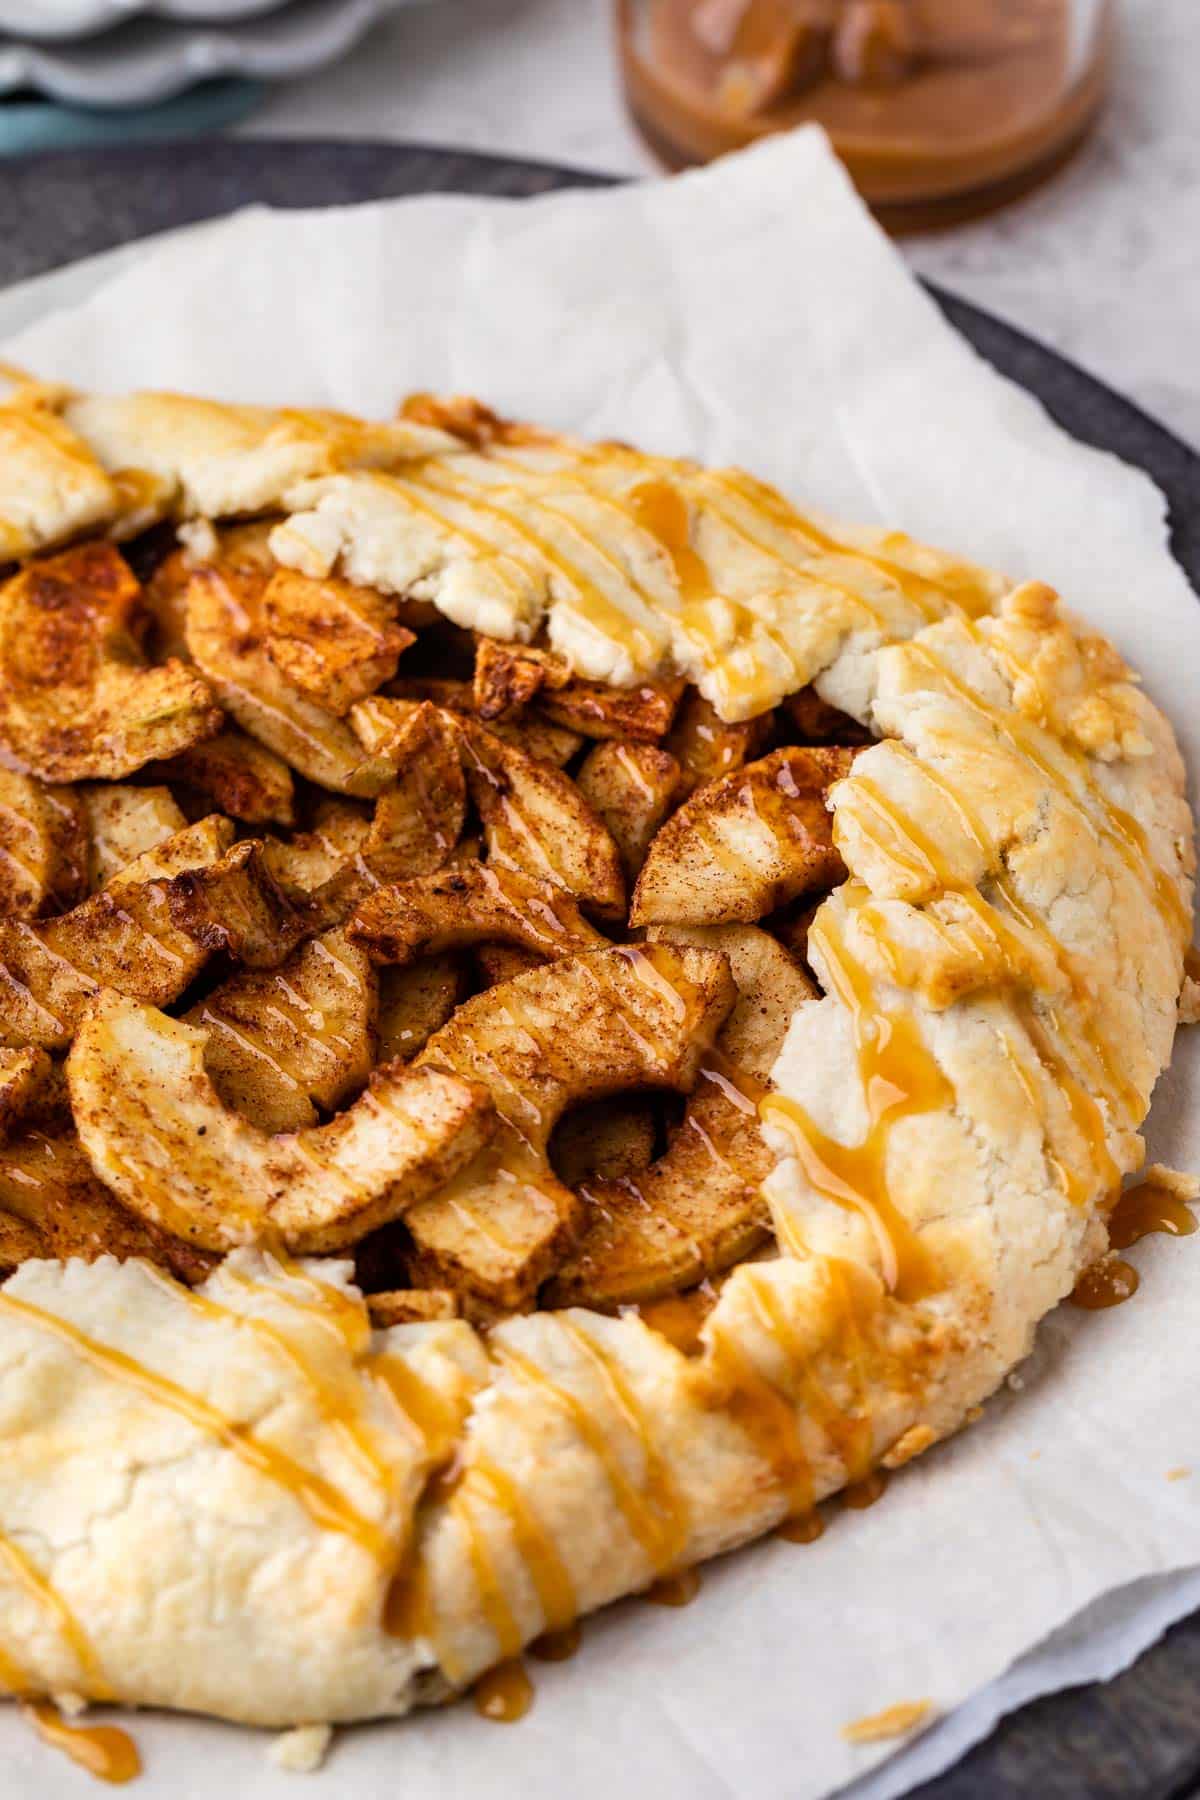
[4,128,1199,1800]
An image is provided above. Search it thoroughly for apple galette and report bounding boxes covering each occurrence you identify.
[0,373,1192,1770]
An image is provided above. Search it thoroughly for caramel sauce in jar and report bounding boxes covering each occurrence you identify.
[617,0,1113,229]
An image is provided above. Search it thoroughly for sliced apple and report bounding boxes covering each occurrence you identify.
[0,1124,210,1283]
[0,817,308,1050]
[184,927,377,1134]
[349,863,605,970]
[473,638,569,721]
[0,767,89,916]
[362,702,466,876]
[539,674,683,742]
[404,942,735,1308]
[68,990,494,1254]
[547,926,816,1308]
[263,567,415,716]
[185,557,396,796]
[377,955,465,1063]
[0,542,221,782]
[81,783,187,888]
[0,1047,54,1144]
[664,688,773,801]
[457,716,625,918]
[153,728,296,827]
[575,739,680,880]
[631,745,857,926]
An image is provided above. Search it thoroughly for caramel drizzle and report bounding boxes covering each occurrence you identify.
[371,1352,463,1466]
[645,1568,701,1607]
[762,902,945,1300]
[0,791,44,889]
[843,1469,889,1510]
[378,471,528,596]
[375,1353,464,1667]
[843,761,1135,1188]
[630,1289,715,1357]
[1071,1258,1139,1310]
[777,1511,825,1544]
[439,450,701,621]
[22,1703,141,1785]
[560,1318,690,1567]
[413,436,991,725]
[472,1659,534,1723]
[381,1352,577,1687]
[454,1484,523,1662]
[197,948,361,1100]
[579,948,688,1072]
[706,1255,891,1527]
[761,1258,881,1481]
[408,463,662,666]
[1109,1179,1198,1250]
[474,863,585,953]
[0,1640,31,1697]
[464,440,923,714]
[1018,1004,1120,1206]
[705,1314,814,1520]
[261,1249,372,1356]
[712,467,999,621]
[0,1529,112,1701]
[831,626,1187,1211]
[0,1291,386,1557]
[458,728,574,894]
[625,479,709,606]
[457,1459,576,1649]
[529,1621,582,1662]
[492,1333,685,1572]
[1070,1179,1200,1313]
[613,943,688,1023]
[906,636,1188,937]
[860,745,1144,1120]
[195,1007,315,1105]
[178,1266,394,1490]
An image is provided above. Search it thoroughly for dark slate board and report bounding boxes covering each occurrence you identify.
[1,138,1197,1800]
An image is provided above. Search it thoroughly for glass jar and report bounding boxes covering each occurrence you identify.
[617,0,1114,230]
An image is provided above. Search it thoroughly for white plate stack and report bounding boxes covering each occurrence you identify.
[0,0,394,110]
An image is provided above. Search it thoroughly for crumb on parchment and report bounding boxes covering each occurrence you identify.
[1144,1164,1200,1202]
[1167,1467,1192,1482]
[842,1700,936,1745]
[268,1725,333,1773]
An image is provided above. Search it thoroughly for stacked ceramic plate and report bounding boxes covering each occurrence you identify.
[0,0,393,119]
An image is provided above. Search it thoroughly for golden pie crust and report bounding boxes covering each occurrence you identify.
[0,381,1192,1737]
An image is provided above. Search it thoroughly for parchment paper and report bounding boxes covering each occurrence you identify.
[4,128,1199,1800]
